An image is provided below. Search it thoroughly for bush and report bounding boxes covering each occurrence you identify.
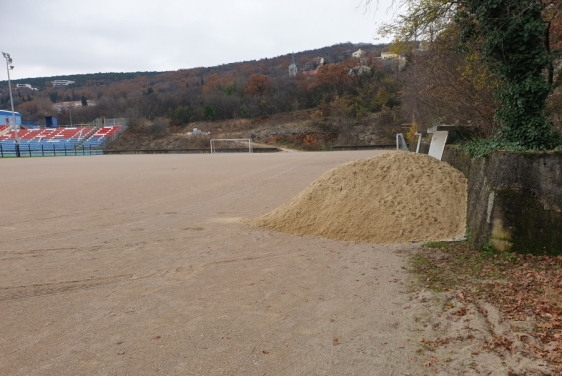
[126,117,142,130]
[147,117,169,137]
[173,106,191,125]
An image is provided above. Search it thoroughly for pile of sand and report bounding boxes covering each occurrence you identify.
[253,151,467,243]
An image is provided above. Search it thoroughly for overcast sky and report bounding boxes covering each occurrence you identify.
[2,0,396,80]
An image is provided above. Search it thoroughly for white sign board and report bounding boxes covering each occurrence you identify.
[428,131,448,160]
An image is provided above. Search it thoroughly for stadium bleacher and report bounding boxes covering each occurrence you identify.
[0,125,123,156]
[81,126,123,148]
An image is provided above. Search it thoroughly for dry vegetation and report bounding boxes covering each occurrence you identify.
[411,242,562,373]
[107,108,406,151]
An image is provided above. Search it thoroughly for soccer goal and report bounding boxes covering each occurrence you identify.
[210,139,253,153]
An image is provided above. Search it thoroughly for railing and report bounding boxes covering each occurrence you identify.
[57,123,95,128]
[21,121,39,128]
[92,118,127,127]
[73,127,100,149]
[0,144,103,158]
[98,123,127,150]
[105,118,127,126]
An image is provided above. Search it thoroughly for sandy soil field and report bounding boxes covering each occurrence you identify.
[0,151,427,375]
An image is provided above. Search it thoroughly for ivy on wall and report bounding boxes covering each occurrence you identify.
[458,0,561,150]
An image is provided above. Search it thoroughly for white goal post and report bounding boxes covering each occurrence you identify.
[210,139,253,153]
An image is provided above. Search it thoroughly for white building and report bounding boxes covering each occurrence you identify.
[352,49,366,58]
[379,52,407,70]
[381,52,399,60]
[51,80,75,87]
[312,56,324,66]
[16,83,37,91]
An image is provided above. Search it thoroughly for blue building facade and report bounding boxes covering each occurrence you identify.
[0,110,22,126]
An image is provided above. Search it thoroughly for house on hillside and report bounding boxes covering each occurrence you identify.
[312,56,324,66]
[352,49,366,58]
[288,54,327,77]
[379,52,407,71]
[302,56,324,74]
[381,52,399,60]
[16,84,38,91]
[51,80,75,87]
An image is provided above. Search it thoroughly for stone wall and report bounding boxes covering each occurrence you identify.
[442,148,562,255]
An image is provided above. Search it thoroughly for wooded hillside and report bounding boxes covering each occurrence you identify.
[0,42,398,127]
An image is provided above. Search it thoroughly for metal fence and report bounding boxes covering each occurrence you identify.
[92,118,127,127]
[0,144,103,158]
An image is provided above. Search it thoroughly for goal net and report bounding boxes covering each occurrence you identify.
[210,139,253,153]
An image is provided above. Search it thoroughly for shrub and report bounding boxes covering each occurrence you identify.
[147,117,169,137]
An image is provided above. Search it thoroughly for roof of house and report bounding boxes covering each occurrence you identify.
[0,110,21,116]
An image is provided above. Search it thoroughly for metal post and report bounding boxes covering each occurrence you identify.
[28,144,31,157]
[0,144,3,158]
[2,52,20,157]
[415,132,423,153]
[41,144,44,157]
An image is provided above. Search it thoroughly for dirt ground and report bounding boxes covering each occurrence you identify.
[0,151,429,375]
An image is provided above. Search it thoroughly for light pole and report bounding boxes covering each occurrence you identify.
[2,52,20,157]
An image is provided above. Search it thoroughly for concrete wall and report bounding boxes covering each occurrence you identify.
[443,148,562,255]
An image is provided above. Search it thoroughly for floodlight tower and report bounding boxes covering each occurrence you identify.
[2,52,20,157]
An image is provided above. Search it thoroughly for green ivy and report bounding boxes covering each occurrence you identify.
[460,139,527,159]
[458,0,561,150]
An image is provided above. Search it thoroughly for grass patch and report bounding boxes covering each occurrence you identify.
[410,241,514,292]
[422,241,449,250]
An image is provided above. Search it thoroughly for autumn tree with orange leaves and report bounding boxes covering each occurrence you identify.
[309,63,351,97]
[243,74,271,96]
